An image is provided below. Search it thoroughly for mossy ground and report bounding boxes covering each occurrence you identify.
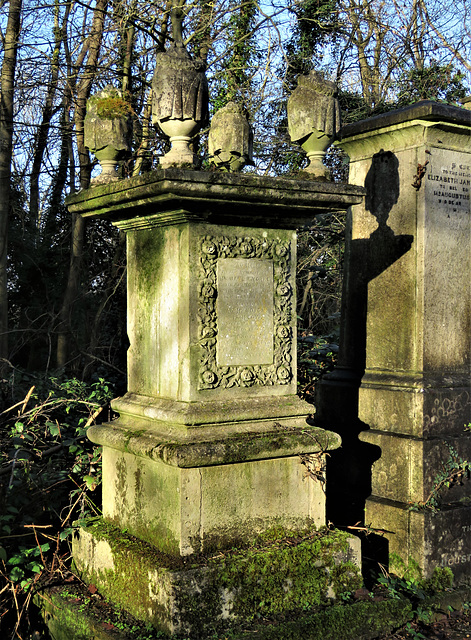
[36,577,471,640]
[63,519,471,639]
[36,580,411,640]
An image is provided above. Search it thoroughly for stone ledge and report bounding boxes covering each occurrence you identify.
[65,168,365,229]
[112,392,315,427]
[341,100,471,138]
[88,420,341,467]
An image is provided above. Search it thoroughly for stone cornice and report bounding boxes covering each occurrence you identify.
[66,168,365,229]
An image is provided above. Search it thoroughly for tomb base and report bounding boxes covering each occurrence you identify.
[72,518,361,638]
[363,497,471,584]
[66,169,365,630]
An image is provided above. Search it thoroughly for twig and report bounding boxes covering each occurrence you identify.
[20,387,35,414]
[84,406,103,429]
[7,449,19,489]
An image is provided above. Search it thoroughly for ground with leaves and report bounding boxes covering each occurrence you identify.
[379,609,471,640]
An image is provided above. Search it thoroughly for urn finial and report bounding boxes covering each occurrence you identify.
[287,71,341,180]
[84,86,132,184]
[208,102,253,172]
[152,9,209,169]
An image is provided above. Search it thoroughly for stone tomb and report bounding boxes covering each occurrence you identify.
[67,170,364,634]
[336,101,471,581]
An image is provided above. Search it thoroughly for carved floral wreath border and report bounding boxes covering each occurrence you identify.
[198,234,293,390]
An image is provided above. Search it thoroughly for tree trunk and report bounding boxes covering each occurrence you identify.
[56,0,109,369]
[29,0,69,228]
[0,0,22,365]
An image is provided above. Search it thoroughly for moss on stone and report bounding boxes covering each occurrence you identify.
[81,517,183,569]
[330,560,364,597]
[38,586,414,640]
[233,598,414,640]
[74,519,362,636]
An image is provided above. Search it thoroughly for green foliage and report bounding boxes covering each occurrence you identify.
[285,0,338,89]
[268,0,339,177]
[387,554,453,593]
[298,334,338,400]
[6,542,51,589]
[0,374,114,597]
[409,443,471,511]
[426,567,454,593]
[376,564,455,640]
[212,0,259,111]
[8,178,127,376]
[339,62,468,126]
[396,63,467,106]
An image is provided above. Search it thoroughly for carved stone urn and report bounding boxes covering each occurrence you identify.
[84,86,132,184]
[152,43,209,168]
[208,102,253,171]
[287,71,341,180]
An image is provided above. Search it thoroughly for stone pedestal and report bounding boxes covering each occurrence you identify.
[66,170,364,633]
[337,102,471,581]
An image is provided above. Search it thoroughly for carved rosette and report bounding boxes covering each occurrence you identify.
[198,235,293,390]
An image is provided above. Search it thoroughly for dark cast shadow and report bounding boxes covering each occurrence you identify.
[314,150,414,583]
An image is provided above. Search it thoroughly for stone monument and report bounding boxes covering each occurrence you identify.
[63,45,368,634]
[151,3,208,168]
[322,101,471,581]
[208,101,253,171]
[287,70,341,180]
[66,167,364,635]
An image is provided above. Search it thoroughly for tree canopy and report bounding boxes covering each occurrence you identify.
[0,0,468,379]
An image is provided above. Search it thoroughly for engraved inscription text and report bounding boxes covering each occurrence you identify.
[217,259,274,366]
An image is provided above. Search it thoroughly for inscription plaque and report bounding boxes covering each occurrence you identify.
[217,258,274,366]
[426,148,471,229]
[423,147,471,367]
[197,234,293,390]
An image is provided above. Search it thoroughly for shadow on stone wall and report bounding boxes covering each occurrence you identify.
[314,150,413,582]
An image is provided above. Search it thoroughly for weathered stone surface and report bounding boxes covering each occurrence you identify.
[360,430,471,504]
[208,102,253,171]
[99,448,327,555]
[365,499,471,584]
[68,169,360,634]
[87,421,341,558]
[217,258,274,365]
[72,520,361,636]
[65,168,365,228]
[152,43,208,124]
[108,393,316,432]
[335,101,471,579]
[87,421,340,467]
[152,43,208,167]
[84,86,132,183]
[287,71,341,179]
[84,86,132,153]
[119,223,298,402]
[287,71,340,143]
[340,100,471,139]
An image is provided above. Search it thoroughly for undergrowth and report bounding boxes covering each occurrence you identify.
[0,369,114,638]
